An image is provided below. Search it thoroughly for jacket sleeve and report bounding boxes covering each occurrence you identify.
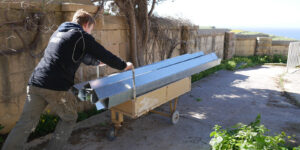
[82,53,101,66]
[84,33,127,70]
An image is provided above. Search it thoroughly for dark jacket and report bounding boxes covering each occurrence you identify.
[28,22,127,91]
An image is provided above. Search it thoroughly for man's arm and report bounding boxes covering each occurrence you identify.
[82,54,100,66]
[84,33,127,70]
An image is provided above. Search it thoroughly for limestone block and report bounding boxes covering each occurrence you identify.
[214,35,224,59]
[98,31,111,45]
[119,42,130,61]
[120,30,129,42]
[102,16,128,30]
[63,11,75,22]
[0,1,61,11]
[0,94,26,134]
[107,30,123,44]
[105,43,120,57]
[224,32,235,59]
[8,73,27,96]
[61,2,97,13]
[94,16,104,30]
[271,45,288,56]
[234,39,256,56]
[256,37,272,55]
[6,51,36,75]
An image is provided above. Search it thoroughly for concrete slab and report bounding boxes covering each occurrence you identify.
[27,65,300,150]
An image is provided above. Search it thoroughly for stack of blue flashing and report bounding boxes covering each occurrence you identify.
[72,51,221,110]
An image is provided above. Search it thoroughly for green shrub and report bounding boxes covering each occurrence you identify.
[225,61,237,70]
[0,124,4,144]
[29,113,59,140]
[77,107,105,122]
[28,106,105,140]
[272,55,287,63]
[196,98,202,102]
[209,114,300,150]
[191,64,225,82]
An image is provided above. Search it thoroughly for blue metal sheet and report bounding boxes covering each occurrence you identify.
[91,53,220,109]
[73,51,204,90]
[72,52,221,109]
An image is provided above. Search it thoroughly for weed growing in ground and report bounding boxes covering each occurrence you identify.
[196,98,202,102]
[209,114,300,150]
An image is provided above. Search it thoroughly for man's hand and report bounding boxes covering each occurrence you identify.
[124,62,133,71]
[98,62,106,67]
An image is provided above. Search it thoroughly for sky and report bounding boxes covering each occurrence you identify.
[154,0,300,29]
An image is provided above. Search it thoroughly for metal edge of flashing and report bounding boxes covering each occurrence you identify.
[73,51,205,90]
[93,53,221,109]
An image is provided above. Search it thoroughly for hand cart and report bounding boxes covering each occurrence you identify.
[107,76,191,141]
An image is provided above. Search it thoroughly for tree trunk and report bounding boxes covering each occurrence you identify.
[115,0,139,66]
[115,0,155,67]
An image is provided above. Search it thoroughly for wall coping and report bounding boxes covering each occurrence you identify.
[61,3,98,13]
[0,2,97,12]
[272,40,299,46]
[197,29,227,36]
[236,34,269,39]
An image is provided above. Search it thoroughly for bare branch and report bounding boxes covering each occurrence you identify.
[93,0,105,19]
[148,0,156,17]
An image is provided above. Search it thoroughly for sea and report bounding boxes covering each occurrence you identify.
[239,28,300,40]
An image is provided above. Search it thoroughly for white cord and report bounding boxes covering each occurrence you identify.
[132,66,136,101]
[72,29,85,63]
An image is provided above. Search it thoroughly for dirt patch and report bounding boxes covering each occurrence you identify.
[273,73,300,108]
[283,122,300,147]
[69,124,108,145]
[283,123,300,134]
[266,92,295,108]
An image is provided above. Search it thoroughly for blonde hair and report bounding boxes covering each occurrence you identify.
[72,9,95,27]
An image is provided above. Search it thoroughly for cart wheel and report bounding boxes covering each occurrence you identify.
[107,126,116,141]
[171,111,180,124]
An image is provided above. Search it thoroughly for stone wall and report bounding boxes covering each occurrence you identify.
[271,41,291,56]
[195,29,226,59]
[0,1,228,134]
[255,37,272,55]
[223,31,235,59]
[146,25,226,64]
[235,37,257,56]
[0,2,131,134]
[234,34,297,57]
[0,2,64,134]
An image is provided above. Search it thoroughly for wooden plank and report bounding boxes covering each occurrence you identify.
[111,100,133,116]
[166,77,191,100]
[135,86,167,117]
[111,77,191,118]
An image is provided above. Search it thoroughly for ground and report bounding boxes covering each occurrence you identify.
[26,65,300,150]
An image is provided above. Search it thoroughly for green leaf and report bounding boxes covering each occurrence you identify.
[209,114,299,150]
[0,124,3,130]
[196,98,202,102]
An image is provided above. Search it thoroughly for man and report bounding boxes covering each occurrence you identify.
[2,9,133,150]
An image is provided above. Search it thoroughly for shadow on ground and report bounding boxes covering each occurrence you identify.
[28,66,300,150]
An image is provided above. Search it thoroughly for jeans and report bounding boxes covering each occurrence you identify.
[2,85,78,150]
